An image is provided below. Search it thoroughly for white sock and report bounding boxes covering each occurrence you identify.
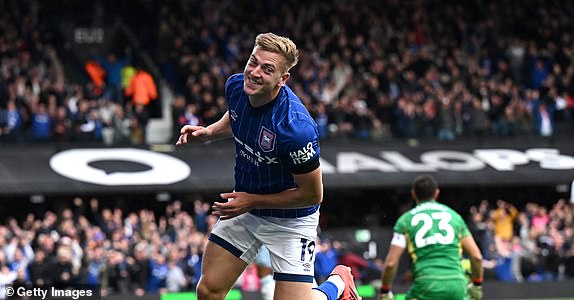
[260,275,275,300]
[327,275,345,298]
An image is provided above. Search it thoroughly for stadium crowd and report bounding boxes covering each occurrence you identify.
[3,0,574,145]
[0,0,156,145]
[0,198,215,295]
[158,0,574,141]
[469,198,574,282]
[0,196,571,296]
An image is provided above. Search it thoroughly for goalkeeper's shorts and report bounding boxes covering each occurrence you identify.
[406,278,468,300]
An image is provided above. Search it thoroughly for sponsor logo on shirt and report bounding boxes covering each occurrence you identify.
[235,136,279,166]
[289,142,316,165]
[229,110,238,121]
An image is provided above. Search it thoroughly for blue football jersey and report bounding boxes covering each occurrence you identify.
[225,74,321,218]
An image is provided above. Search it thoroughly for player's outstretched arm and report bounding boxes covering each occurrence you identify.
[378,244,404,300]
[176,111,233,145]
[461,235,484,300]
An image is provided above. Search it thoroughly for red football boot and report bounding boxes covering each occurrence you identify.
[329,265,362,300]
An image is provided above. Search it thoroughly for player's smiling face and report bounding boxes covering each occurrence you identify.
[244,46,290,104]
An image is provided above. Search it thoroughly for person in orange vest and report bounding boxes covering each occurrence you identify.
[125,67,158,107]
[85,60,106,96]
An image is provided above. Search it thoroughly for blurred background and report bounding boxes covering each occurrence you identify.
[0,0,573,299]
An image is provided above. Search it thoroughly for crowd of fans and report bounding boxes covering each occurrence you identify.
[1,195,571,297]
[0,198,215,296]
[469,198,574,282]
[159,0,574,141]
[0,0,156,145]
[3,0,574,145]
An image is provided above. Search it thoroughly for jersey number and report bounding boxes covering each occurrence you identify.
[300,238,315,262]
[411,212,455,248]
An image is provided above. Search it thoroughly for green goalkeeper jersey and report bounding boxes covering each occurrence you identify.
[393,200,470,282]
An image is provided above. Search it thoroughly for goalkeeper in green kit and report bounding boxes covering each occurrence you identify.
[379,175,484,300]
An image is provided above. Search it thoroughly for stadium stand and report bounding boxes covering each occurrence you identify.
[1,0,574,299]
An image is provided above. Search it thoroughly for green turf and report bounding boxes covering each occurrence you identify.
[497,299,574,300]
[161,289,242,300]
[160,287,574,300]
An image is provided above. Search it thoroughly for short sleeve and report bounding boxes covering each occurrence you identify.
[455,213,471,238]
[225,74,243,105]
[280,120,320,174]
[393,214,407,234]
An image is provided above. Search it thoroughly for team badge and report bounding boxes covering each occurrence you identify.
[259,126,276,152]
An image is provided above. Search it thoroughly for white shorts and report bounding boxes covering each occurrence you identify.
[209,211,319,283]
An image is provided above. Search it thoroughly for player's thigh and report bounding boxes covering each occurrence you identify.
[257,212,319,280]
[274,280,315,300]
[199,240,248,291]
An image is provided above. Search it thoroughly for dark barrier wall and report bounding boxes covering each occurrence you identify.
[0,137,573,196]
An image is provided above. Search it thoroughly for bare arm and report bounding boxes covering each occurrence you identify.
[382,244,405,288]
[461,235,483,281]
[176,111,232,145]
[212,166,323,220]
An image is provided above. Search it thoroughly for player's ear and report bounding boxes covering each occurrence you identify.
[434,188,440,199]
[411,189,417,201]
[278,72,290,87]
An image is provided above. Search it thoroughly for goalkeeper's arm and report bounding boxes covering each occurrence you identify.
[461,235,484,299]
[379,239,405,300]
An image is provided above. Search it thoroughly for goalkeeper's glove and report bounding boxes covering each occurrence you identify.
[380,291,394,300]
[379,286,394,300]
[467,282,483,300]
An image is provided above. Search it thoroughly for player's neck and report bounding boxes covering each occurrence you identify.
[416,198,436,205]
[249,88,281,108]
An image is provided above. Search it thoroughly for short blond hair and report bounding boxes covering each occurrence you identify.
[255,33,299,72]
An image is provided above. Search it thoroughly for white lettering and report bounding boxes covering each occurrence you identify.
[337,152,397,173]
[381,151,436,171]
[319,158,336,173]
[474,149,529,171]
[290,142,317,165]
[526,148,574,170]
[420,151,485,171]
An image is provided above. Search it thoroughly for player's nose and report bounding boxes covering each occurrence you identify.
[250,65,263,77]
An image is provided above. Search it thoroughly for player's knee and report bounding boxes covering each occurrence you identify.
[196,279,227,299]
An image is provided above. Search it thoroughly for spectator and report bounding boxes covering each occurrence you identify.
[125,67,158,108]
[337,243,370,284]
[30,102,51,141]
[490,200,518,242]
[146,252,168,293]
[166,257,187,292]
[128,243,150,296]
[92,51,132,104]
[314,238,339,284]
[28,249,52,286]
[52,246,77,287]
[105,250,130,295]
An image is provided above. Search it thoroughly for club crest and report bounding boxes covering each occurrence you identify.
[259,126,276,152]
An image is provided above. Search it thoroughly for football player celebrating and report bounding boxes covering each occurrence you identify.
[178,32,360,300]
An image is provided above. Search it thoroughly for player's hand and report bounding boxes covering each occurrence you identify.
[378,291,394,300]
[467,283,482,300]
[176,125,211,145]
[212,192,255,220]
